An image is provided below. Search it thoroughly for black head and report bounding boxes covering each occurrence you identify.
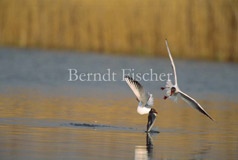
[147,108,158,132]
[170,87,176,96]
[150,108,158,115]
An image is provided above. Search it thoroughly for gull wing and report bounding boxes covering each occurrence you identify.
[165,39,178,86]
[178,91,214,121]
[125,76,150,106]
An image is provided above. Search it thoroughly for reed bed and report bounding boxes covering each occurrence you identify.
[0,0,237,62]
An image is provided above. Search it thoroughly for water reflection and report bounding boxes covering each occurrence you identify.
[0,92,238,160]
[135,133,156,160]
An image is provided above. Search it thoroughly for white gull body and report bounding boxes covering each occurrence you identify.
[162,40,214,121]
[125,76,158,132]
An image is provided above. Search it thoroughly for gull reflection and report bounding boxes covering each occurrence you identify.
[135,133,155,160]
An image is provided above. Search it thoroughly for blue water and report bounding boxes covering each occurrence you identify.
[0,47,238,160]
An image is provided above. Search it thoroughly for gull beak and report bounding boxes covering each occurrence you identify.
[170,90,175,96]
[154,110,158,115]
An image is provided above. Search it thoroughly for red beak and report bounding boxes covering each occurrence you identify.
[154,110,158,114]
[170,90,174,96]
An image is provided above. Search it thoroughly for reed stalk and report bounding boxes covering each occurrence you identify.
[0,0,237,62]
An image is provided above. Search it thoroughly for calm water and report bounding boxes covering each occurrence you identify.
[0,48,238,160]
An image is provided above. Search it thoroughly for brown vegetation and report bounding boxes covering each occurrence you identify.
[0,0,237,61]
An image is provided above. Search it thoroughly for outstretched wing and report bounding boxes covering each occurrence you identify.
[178,91,214,121]
[165,39,178,86]
[125,76,150,106]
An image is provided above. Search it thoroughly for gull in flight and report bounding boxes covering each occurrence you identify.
[124,76,158,132]
[161,40,214,121]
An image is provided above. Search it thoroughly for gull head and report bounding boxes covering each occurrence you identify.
[150,108,158,116]
[161,80,177,100]
[170,87,176,96]
[146,108,158,132]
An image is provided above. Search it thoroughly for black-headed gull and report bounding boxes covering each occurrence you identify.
[124,76,158,132]
[161,40,214,121]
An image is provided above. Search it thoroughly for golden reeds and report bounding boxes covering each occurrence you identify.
[0,0,237,62]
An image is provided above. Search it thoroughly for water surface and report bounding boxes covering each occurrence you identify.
[0,48,238,160]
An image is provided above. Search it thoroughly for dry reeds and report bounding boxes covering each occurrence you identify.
[0,0,237,62]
